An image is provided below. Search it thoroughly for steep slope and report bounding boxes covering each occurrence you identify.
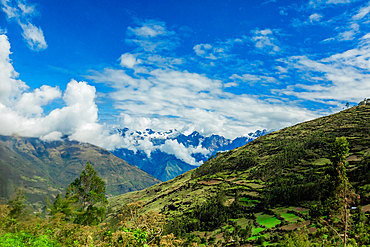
[0,134,159,210]
[108,104,370,223]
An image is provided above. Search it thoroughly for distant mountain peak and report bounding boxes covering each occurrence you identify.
[111,128,269,181]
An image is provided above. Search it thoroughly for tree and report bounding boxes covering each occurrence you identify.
[46,186,79,221]
[7,186,26,220]
[68,162,108,225]
[311,137,356,246]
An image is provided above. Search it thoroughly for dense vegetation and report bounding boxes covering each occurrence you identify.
[3,103,370,246]
[0,135,159,210]
[0,163,188,246]
[107,103,370,246]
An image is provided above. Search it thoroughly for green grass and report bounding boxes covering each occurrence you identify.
[252,227,265,235]
[0,232,60,247]
[256,213,281,229]
[234,218,251,228]
[274,208,300,223]
[280,212,300,222]
[312,158,330,166]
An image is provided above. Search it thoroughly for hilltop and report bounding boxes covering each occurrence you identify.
[0,135,159,211]
[107,104,370,244]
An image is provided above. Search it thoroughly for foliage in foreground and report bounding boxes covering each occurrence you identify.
[0,162,190,246]
[1,194,191,246]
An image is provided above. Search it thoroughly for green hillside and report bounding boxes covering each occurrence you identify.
[0,135,160,211]
[107,104,370,245]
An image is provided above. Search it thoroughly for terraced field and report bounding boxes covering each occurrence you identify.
[107,104,370,245]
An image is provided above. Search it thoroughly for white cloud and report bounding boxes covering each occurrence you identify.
[308,0,358,8]
[255,29,273,36]
[315,2,369,43]
[126,20,179,53]
[0,34,28,103]
[353,4,370,20]
[20,22,47,51]
[128,21,171,38]
[193,38,244,60]
[230,74,277,85]
[14,85,61,117]
[0,0,47,51]
[309,13,323,22]
[40,131,63,141]
[0,33,126,150]
[251,29,281,54]
[17,0,35,16]
[275,66,288,74]
[337,23,359,41]
[89,58,321,140]
[1,0,17,18]
[161,139,209,166]
[277,34,370,103]
[194,43,212,56]
[118,53,140,68]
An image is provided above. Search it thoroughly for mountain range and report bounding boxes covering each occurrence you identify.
[111,129,269,181]
[0,134,159,211]
[107,104,370,245]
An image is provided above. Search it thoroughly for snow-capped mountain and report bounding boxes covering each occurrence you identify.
[111,128,269,181]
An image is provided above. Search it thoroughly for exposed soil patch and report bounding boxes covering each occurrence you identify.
[347,155,360,162]
[234,180,248,185]
[308,227,317,233]
[198,180,222,185]
[292,207,308,212]
[362,204,370,212]
[280,220,310,231]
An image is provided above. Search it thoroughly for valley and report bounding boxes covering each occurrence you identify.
[106,103,370,245]
[1,104,370,246]
[0,135,159,211]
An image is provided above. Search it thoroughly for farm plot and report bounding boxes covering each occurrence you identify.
[256,213,281,229]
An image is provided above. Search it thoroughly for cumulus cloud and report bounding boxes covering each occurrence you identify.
[0,34,125,150]
[0,34,28,103]
[14,85,61,117]
[0,0,47,51]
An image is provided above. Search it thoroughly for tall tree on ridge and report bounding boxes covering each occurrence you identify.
[68,162,108,225]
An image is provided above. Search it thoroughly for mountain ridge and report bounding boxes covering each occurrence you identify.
[0,134,159,211]
[107,104,370,243]
[111,129,269,181]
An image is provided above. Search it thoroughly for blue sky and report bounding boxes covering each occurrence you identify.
[1,0,370,153]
